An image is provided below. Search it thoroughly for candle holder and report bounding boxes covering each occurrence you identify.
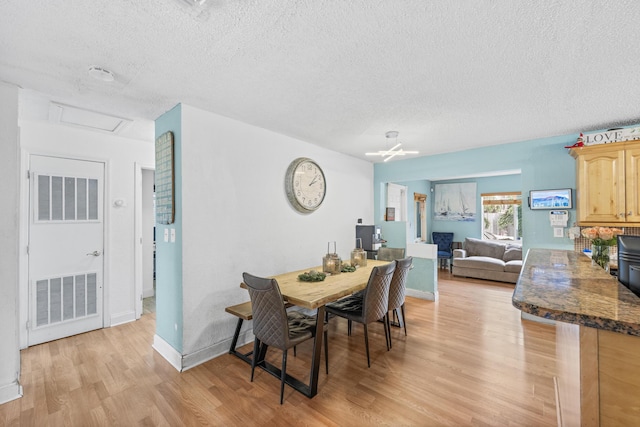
[322,241,342,275]
[351,238,367,267]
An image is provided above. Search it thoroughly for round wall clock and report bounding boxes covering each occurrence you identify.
[285,157,326,213]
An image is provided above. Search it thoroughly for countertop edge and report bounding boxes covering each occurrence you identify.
[513,248,640,337]
[512,297,640,337]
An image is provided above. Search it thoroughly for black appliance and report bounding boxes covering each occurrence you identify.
[617,235,640,297]
[355,225,384,259]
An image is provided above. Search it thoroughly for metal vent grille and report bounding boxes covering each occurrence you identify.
[35,273,98,327]
[37,175,98,222]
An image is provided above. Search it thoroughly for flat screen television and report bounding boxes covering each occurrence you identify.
[528,188,573,210]
[617,235,640,297]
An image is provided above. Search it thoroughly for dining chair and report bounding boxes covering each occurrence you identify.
[432,232,454,271]
[324,262,396,367]
[386,257,412,349]
[377,247,405,261]
[242,272,328,404]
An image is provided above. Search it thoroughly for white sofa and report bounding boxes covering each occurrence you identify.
[452,237,523,284]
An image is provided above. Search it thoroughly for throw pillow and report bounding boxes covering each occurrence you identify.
[503,247,522,262]
[464,237,506,259]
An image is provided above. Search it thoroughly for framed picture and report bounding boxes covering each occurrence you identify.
[385,207,395,221]
[155,131,175,224]
[528,188,572,210]
[434,182,477,221]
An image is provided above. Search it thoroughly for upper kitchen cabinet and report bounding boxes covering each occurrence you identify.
[570,140,640,225]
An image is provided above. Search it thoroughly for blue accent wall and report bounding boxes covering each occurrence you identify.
[429,174,521,243]
[155,104,183,352]
[374,134,579,252]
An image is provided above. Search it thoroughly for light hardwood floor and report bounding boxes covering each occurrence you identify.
[0,271,558,426]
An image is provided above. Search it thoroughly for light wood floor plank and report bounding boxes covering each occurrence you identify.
[0,271,558,426]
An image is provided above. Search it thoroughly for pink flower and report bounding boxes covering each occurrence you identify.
[581,226,624,245]
[599,227,613,240]
[581,227,598,239]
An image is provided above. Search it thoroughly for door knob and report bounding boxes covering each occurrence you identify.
[86,250,101,257]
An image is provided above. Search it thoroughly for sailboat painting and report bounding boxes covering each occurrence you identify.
[434,183,477,222]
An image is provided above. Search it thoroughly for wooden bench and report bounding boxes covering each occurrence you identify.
[225,301,254,363]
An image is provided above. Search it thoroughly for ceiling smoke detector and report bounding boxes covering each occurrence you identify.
[88,66,115,82]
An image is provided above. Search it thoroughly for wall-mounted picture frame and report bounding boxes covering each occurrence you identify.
[385,207,396,221]
[155,131,175,224]
[528,188,572,210]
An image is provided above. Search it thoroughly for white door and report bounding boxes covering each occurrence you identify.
[28,155,104,346]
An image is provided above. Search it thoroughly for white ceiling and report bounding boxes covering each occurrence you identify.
[2,0,639,162]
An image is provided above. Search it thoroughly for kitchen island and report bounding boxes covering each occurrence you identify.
[513,248,640,426]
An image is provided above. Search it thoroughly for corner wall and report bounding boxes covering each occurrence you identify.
[0,82,21,404]
[156,104,374,369]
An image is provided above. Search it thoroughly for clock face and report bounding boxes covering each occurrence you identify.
[285,158,326,213]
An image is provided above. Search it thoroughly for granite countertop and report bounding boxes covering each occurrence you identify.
[512,248,640,336]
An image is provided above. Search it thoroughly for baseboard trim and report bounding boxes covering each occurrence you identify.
[0,380,23,405]
[110,310,136,327]
[406,288,438,302]
[182,330,253,371]
[152,331,254,372]
[153,334,184,372]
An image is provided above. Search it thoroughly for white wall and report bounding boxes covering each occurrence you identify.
[179,104,374,360]
[19,119,154,330]
[0,82,22,404]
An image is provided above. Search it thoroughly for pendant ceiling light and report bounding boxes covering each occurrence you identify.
[365,131,419,162]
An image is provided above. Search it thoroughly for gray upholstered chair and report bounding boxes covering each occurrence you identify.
[242,272,328,404]
[377,247,405,261]
[324,262,395,367]
[386,257,412,348]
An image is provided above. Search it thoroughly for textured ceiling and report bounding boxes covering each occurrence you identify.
[1,0,639,162]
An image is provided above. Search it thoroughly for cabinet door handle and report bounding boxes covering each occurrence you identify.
[620,212,625,218]
[629,211,633,216]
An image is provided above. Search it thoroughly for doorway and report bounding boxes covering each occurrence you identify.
[135,163,155,317]
[414,192,427,242]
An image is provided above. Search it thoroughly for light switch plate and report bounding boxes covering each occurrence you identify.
[553,227,564,238]
[170,228,176,243]
[163,228,169,242]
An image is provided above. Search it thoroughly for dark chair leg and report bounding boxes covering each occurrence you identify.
[348,319,352,336]
[363,324,370,367]
[293,345,296,357]
[400,304,407,336]
[250,338,259,382]
[382,313,390,350]
[280,349,288,404]
[386,313,392,350]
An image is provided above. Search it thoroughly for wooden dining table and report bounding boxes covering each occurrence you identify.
[240,259,390,398]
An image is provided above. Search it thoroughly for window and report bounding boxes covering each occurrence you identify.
[414,193,427,241]
[481,192,522,241]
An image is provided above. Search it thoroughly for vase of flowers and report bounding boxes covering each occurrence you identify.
[581,226,623,272]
